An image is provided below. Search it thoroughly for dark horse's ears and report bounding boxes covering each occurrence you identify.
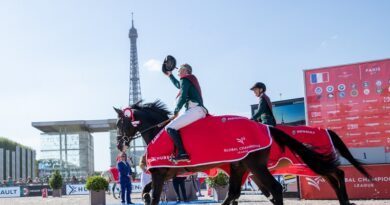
[113,107,124,117]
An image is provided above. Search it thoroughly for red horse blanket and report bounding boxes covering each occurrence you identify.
[268,125,335,176]
[146,115,272,168]
[204,125,336,178]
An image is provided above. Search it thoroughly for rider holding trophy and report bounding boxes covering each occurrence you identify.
[162,55,208,162]
[250,82,276,126]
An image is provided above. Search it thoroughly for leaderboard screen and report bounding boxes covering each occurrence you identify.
[304,59,390,162]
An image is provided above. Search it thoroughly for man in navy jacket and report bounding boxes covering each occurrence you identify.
[117,153,133,204]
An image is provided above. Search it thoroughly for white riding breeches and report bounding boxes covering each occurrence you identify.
[165,105,207,130]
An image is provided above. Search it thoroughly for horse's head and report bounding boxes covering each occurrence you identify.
[113,100,171,151]
[113,107,139,151]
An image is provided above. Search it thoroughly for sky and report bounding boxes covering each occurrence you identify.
[0,0,389,171]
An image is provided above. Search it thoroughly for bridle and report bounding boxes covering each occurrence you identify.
[117,108,172,144]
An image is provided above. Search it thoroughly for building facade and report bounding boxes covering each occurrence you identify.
[32,119,115,178]
[0,137,36,181]
[39,131,94,178]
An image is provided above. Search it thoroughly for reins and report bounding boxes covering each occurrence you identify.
[122,117,173,142]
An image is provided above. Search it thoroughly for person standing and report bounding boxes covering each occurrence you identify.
[250,82,276,126]
[117,153,134,205]
[172,176,188,202]
[139,154,151,189]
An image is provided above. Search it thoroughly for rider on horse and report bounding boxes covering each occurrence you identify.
[250,82,276,126]
[164,62,207,162]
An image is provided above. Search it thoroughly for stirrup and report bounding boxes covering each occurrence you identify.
[171,153,190,163]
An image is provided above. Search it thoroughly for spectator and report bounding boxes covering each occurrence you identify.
[26,177,33,184]
[80,176,86,183]
[33,177,41,183]
[71,175,78,184]
[45,176,50,183]
[191,174,203,197]
[7,176,14,186]
[139,154,151,189]
[117,152,134,205]
[172,176,188,202]
[16,178,24,185]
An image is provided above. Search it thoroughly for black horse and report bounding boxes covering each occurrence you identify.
[114,100,344,205]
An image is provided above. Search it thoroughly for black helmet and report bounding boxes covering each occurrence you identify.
[250,82,266,91]
[162,55,176,74]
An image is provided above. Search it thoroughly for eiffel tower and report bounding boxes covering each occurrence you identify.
[128,12,141,105]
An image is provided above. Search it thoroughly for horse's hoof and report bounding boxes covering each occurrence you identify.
[232,201,238,205]
[143,193,151,205]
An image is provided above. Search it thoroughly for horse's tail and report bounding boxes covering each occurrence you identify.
[269,126,339,176]
[327,129,371,179]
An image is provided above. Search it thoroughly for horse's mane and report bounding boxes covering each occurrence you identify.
[130,100,171,118]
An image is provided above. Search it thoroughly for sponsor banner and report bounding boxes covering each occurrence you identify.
[304,59,390,155]
[0,187,21,198]
[131,182,142,193]
[67,182,143,195]
[300,164,390,199]
[108,182,142,193]
[66,184,89,195]
[21,185,52,197]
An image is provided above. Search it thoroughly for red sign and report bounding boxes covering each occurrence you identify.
[304,59,390,151]
[299,164,390,199]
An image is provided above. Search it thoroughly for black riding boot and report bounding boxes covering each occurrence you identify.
[166,128,190,162]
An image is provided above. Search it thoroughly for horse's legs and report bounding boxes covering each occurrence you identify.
[325,168,353,205]
[324,172,347,205]
[249,165,282,205]
[142,182,153,205]
[244,151,283,205]
[335,168,355,205]
[221,162,246,205]
[112,183,117,199]
[251,174,272,198]
[150,170,167,205]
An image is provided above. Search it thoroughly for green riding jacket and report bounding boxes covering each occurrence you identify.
[169,75,205,115]
[252,94,276,126]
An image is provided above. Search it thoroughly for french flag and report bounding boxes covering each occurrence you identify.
[310,72,329,84]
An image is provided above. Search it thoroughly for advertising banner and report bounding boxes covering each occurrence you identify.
[65,182,143,195]
[304,59,390,163]
[66,184,89,195]
[0,187,20,198]
[300,164,390,199]
[21,185,52,197]
[109,182,142,193]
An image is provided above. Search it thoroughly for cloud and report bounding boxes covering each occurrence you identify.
[320,34,339,48]
[143,59,161,71]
